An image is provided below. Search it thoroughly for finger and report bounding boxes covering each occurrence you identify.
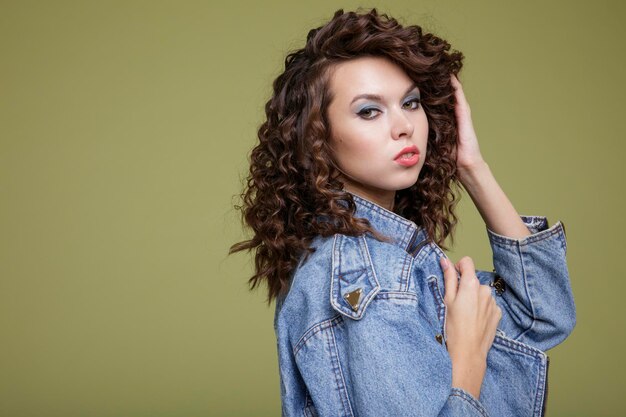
[457,257,478,289]
[479,285,493,309]
[450,74,470,110]
[440,257,457,304]
[451,73,461,87]
[490,305,503,329]
[487,297,501,317]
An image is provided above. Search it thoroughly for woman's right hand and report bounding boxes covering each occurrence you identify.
[440,256,502,400]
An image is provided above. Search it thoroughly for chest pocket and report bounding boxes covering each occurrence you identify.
[329,234,381,320]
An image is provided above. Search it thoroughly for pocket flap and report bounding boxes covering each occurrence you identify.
[330,234,380,320]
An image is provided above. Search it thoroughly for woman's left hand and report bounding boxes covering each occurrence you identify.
[450,74,486,176]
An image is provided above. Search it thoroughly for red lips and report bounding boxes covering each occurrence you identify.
[394,145,419,160]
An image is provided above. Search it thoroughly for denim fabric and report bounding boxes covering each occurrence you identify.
[274,191,576,417]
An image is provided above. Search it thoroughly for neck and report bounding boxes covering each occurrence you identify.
[342,184,396,212]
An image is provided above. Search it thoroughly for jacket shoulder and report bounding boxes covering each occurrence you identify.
[330,231,420,320]
[277,232,413,335]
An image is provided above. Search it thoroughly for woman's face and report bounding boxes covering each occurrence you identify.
[326,55,429,210]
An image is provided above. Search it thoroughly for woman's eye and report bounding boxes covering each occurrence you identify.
[357,99,421,120]
[357,107,381,119]
[404,98,421,109]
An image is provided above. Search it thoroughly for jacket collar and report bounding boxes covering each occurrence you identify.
[329,191,431,320]
[345,190,429,253]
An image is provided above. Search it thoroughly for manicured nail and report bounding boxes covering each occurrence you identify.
[440,257,449,270]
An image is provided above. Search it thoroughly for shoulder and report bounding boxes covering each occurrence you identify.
[279,232,413,323]
[273,234,336,343]
[275,232,443,348]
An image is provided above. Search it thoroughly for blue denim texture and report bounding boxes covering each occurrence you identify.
[274,191,576,416]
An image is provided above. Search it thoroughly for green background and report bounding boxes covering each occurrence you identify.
[1,0,623,416]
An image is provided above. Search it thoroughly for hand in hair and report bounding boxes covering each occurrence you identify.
[451,74,486,175]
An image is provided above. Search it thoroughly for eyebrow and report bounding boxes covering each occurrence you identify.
[350,82,419,105]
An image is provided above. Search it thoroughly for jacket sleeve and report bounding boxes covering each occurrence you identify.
[476,215,576,351]
[439,387,489,417]
[439,388,490,417]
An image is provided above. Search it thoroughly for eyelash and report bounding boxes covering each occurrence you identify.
[357,98,421,120]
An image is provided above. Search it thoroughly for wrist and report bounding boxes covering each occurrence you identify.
[451,355,487,399]
[450,352,487,369]
[457,160,491,189]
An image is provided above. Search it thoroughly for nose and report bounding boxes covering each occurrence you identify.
[390,105,414,140]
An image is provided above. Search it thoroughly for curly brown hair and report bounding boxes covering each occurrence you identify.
[229,7,465,305]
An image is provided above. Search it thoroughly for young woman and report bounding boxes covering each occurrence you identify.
[230,8,576,417]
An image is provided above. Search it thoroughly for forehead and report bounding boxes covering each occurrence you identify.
[328,56,412,98]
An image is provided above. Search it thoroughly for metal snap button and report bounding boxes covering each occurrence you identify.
[435,333,443,344]
[490,275,506,295]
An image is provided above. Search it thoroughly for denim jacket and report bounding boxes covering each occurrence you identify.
[274,191,576,417]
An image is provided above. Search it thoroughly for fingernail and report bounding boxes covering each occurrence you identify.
[440,257,449,270]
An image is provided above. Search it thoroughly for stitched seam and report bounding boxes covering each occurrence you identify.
[294,315,342,357]
[493,333,546,357]
[532,354,548,417]
[427,276,445,323]
[415,244,430,263]
[541,356,550,417]
[351,194,414,227]
[351,235,381,317]
[488,221,565,247]
[421,243,446,264]
[331,236,381,320]
[350,193,417,247]
[491,335,550,417]
[329,234,340,318]
[399,253,412,292]
[361,235,379,287]
[405,229,419,254]
[449,388,489,417]
[375,290,418,300]
[329,319,355,417]
[442,288,448,342]
[512,242,538,340]
[559,222,567,254]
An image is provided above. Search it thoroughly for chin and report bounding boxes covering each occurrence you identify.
[396,171,421,189]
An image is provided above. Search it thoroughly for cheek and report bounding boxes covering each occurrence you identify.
[417,113,429,152]
[342,138,383,167]
[417,111,429,135]
[333,127,373,159]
